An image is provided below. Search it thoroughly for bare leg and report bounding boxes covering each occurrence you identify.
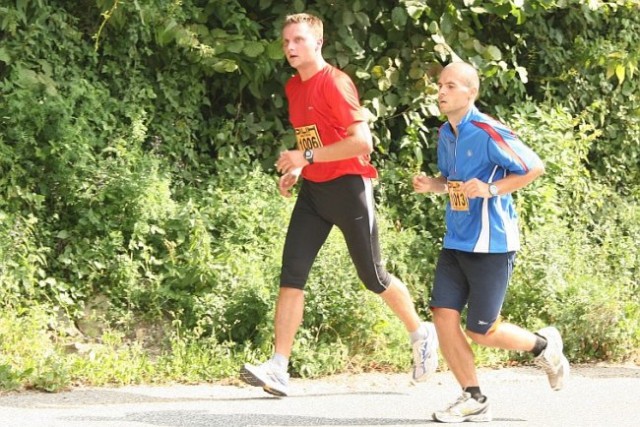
[433,307,479,388]
[379,276,422,332]
[274,287,305,358]
[467,322,536,351]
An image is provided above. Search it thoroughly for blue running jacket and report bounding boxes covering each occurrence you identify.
[437,106,543,253]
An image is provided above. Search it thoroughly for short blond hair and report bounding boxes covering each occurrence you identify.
[283,13,323,39]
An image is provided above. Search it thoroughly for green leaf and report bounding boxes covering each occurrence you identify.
[157,19,178,46]
[354,12,370,27]
[368,33,386,50]
[470,7,488,14]
[0,47,10,64]
[406,4,426,20]
[615,64,625,84]
[226,40,244,54]
[408,67,424,80]
[384,93,400,108]
[516,66,528,84]
[426,103,440,116]
[485,45,502,61]
[342,10,355,26]
[371,65,384,79]
[293,0,305,12]
[431,33,445,44]
[391,7,408,29]
[606,64,615,80]
[266,39,284,60]
[243,41,265,58]
[212,59,238,73]
[377,77,391,91]
[16,67,39,87]
[355,69,371,80]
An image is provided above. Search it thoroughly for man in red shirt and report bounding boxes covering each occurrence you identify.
[240,13,438,397]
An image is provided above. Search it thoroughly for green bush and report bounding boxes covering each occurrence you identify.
[0,0,638,391]
[501,103,640,362]
[511,210,640,362]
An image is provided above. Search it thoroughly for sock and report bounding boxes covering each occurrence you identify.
[531,334,548,357]
[410,323,427,344]
[464,386,485,402]
[271,353,289,371]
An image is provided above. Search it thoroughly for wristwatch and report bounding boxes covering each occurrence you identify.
[303,149,314,164]
[488,183,499,197]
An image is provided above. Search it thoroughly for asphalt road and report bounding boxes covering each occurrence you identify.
[0,364,638,427]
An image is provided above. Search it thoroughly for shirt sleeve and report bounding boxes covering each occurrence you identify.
[486,123,543,175]
[326,71,365,128]
[437,125,449,177]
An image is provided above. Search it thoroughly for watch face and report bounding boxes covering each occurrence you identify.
[489,185,498,196]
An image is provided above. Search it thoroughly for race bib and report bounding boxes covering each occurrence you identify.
[447,181,469,212]
[295,124,323,150]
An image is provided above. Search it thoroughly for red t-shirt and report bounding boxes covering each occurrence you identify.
[285,65,378,182]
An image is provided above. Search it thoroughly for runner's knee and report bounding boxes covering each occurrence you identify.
[466,318,499,336]
[359,269,390,294]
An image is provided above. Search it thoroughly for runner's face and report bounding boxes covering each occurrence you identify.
[437,67,475,117]
[282,22,321,70]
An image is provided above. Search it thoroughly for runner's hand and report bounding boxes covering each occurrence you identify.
[413,173,446,194]
[276,150,307,175]
[278,172,299,198]
[462,178,490,199]
[412,173,431,193]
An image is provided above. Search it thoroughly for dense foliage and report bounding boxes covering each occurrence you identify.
[0,0,638,391]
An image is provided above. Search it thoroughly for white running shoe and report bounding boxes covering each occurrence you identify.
[432,392,492,423]
[534,326,570,391]
[240,359,290,397]
[412,321,439,382]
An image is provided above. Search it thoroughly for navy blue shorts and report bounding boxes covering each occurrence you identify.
[280,175,391,293]
[430,249,516,334]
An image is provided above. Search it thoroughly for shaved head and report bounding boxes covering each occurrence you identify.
[442,62,480,99]
[437,61,480,123]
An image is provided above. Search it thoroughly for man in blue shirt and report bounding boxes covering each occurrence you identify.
[413,62,569,423]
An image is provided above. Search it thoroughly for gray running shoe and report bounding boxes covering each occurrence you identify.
[240,360,290,397]
[412,321,439,382]
[534,326,570,391]
[432,392,492,423]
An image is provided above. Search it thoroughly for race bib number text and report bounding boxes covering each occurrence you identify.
[295,125,323,150]
[447,181,469,212]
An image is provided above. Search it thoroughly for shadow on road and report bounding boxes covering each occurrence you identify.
[571,365,640,378]
[0,389,408,408]
[62,410,528,426]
